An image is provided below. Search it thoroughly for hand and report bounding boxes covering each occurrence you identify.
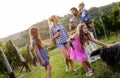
[67,38,73,42]
[106,44,113,48]
[67,38,71,42]
[70,38,75,41]
[48,56,50,59]
[56,31,60,35]
[53,31,60,40]
[55,31,60,37]
[41,60,46,66]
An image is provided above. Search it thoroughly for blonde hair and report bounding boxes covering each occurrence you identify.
[78,2,85,8]
[48,15,57,28]
[29,27,42,48]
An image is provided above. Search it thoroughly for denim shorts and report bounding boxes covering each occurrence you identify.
[57,42,70,48]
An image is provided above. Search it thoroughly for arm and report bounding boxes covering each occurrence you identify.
[68,33,76,42]
[52,30,60,40]
[42,41,46,46]
[89,37,109,48]
[49,28,60,40]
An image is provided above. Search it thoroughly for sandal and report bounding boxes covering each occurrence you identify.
[86,72,93,77]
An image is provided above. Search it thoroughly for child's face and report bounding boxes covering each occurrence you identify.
[53,17,58,23]
[78,5,84,10]
[83,25,88,34]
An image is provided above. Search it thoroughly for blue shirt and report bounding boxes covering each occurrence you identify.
[49,23,69,44]
[81,8,90,22]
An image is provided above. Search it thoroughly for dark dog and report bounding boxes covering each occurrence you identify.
[90,42,120,67]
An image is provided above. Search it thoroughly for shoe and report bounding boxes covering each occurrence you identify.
[66,67,69,72]
[88,69,93,73]
[86,72,93,77]
[71,69,77,72]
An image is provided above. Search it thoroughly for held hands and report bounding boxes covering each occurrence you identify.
[68,37,75,42]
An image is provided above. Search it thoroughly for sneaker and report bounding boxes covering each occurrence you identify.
[71,69,77,72]
[86,72,93,77]
[66,69,69,72]
[66,67,69,72]
[88,69,93,73]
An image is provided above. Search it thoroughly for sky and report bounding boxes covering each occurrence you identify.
[0,0,119,38]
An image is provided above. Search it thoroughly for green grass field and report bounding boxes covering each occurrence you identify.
[18,35,120,78]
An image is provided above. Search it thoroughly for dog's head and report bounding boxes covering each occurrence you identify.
[90,45,120,67]
[90,48,103,57]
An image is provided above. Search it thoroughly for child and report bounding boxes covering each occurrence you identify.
[29,27,51,78]
[68,23,110,76]
[48,15,75,72]
[78,2,92,28]
[78,2,101,62]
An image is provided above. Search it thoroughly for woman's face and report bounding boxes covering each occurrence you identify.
[53,17,58,23]
[83,25,88,34]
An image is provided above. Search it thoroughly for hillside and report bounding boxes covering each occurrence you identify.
[0,2,118,48]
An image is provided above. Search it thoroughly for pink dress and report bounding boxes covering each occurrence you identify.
[68,34,88,62]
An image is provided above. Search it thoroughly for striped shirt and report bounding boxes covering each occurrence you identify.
[49,23,69,44]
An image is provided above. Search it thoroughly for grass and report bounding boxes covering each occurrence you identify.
[17,34,120,78]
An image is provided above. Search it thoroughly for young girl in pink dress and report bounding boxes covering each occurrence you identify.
[68,23,110,76]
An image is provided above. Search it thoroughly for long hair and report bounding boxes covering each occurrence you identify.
[29,27,42,48]
[77,24,91,46]
[48,15,57,28]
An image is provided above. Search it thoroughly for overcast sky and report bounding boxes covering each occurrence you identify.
[0,0,119,38]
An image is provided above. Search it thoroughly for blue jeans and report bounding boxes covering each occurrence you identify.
[57,42,70,48]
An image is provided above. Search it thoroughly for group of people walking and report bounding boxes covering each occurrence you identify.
[28,2,111,78]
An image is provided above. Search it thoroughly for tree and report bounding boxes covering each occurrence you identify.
[0,47,16,78]
[26,45,37,66]
[109,7,120,34]
[100,13,109,39]
[10,40,31,73]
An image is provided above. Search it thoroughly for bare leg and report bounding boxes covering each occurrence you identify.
[69,59,73,70]
[86,61,91,69]
[65,44,74,70]
[45,66,47,77]
[60,47,69,71]
[45,65,51,78]
[82,61,89,72]
[82,61,93,76]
